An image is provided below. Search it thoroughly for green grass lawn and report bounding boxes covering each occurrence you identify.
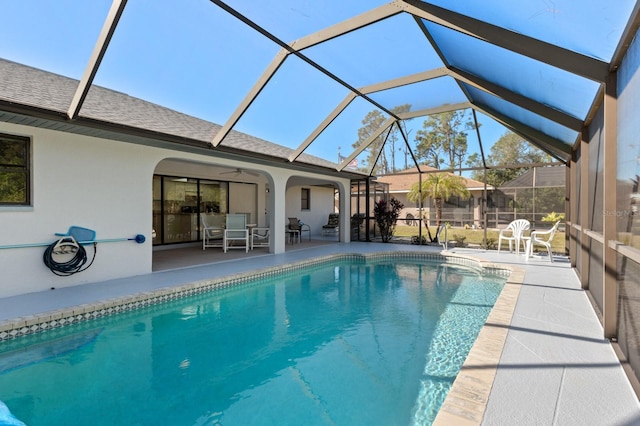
[393,225,566,253]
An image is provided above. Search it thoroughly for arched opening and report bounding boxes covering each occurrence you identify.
[152,158,271,248]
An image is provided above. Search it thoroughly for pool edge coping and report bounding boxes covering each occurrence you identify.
[433,251,524,426]
[0,250,520,425]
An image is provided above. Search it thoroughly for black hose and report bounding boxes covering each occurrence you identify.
[43,240,97,276]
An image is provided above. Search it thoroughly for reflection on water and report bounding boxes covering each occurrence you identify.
[0,261,504,426]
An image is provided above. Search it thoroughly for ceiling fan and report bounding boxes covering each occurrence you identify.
[219,167,260,177]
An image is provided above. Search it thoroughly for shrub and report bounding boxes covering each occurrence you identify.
[411,235,428,245]
[482,238,497,250]
[373,197,404,242]
[542,212,565,223]
[451,234,467,247]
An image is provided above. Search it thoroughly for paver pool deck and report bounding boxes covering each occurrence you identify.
[1,242,639,425]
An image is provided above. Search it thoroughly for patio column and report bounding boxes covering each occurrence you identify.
[271,174,288,254]
[337,181,351,243]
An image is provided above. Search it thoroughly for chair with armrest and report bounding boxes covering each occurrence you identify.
[322,213,340,235]
[497,219,530,255]
[288,217,310,241]
[224,213,249,253]
[201,213,225,250]
[525,221,560,262]
[236,212,252,226]
[251,227,270,249]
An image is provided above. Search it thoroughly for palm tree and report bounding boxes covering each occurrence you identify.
[407,173,470,242]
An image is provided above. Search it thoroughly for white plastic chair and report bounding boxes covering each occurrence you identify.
[497,219,530,255]
[224,214,249,253]
[200,213,224,250]
[525,221,560,262]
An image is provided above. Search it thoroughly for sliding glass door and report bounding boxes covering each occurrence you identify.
[153,175,254,245]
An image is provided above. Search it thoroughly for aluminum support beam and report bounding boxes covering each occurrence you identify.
[67,0,127,120]
[603,72,618,339]
[211,49,288,147]
[471,104,571,160]
[290,68,449,162]
[292,2,403,51]
[448,67,584,132]
[397,102,472,120]
[580,129,590,290]
[402,0,609,82]
[569,153,577,267]
[289,93,357,162]
[337,117,396,171]
[359,68,448,95]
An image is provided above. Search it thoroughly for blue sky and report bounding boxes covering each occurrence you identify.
[0,0,563,169]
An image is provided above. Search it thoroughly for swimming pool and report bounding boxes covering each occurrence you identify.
[0,257,507,425]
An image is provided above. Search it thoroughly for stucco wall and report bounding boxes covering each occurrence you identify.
[0,123,158,297]
[285,184,337,236]
[0,122,350,297]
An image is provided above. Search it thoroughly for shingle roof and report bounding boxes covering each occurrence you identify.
[376,165,493,192]
[0,58,340,171]
[500,166,566,188]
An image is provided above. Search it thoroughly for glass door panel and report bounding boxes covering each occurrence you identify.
[163,177,198,243]
[152,175,162,245]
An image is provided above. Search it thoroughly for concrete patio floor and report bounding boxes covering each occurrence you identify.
[1,241,639,425]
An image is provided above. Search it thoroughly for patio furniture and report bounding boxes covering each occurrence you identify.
[351,213,366,236]
[497,219,530,255]
[201,213,225,250]
[322,213,340,235]
[285,228,300,244]
[288,217,310,241]
[251,227,270,249]
[525,221,561,262]
[236,212,253,227]
[224,213,249,253]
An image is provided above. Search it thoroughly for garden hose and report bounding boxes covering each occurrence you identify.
[43,237,97,276]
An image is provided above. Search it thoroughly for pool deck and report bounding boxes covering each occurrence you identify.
[1,241,639,425]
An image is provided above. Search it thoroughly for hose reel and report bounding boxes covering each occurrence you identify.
[43,227,97,276]
[40,226,146,276]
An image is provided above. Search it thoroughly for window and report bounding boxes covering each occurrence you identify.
[0,134,30,205]
[301,188,310,210]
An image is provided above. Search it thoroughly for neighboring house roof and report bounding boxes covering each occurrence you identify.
[0,58,355,175]
[500,166,566,188]
[376,165,494,193]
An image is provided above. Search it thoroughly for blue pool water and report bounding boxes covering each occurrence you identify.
[0,260,505,425]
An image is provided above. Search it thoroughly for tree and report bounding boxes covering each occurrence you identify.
[353,105,411,175]
[414,111,475,174]
[467,132,553,187]
[407,173,470,242]
[373,197,404,242]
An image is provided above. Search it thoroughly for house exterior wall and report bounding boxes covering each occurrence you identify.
[0,122,156,297]
[392,189,485,228]
[0,122,350,297]
[285,185,337,237]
